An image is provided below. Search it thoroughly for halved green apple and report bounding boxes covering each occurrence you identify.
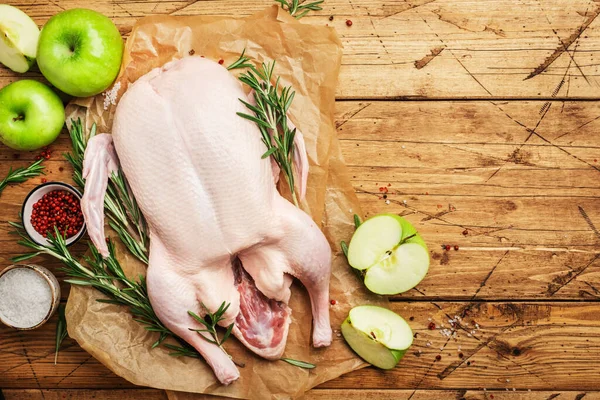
[0,5,40,73]
[341,305,413,369]
[347,214,429,295]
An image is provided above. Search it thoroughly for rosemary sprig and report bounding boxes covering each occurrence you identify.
[281,358,316,369]
[66,119,149,264]
[227,49,253,71]
[54,304,68,365]
[0,158,45,195]
[10,222,198,359]
[237,61,300,207]
[188,302,234,354]
[275,0,324,18]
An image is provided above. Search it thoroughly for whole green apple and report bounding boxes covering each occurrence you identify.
[37,8,123,97]
[0,80,65,151]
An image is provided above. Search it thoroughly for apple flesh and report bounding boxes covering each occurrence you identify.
[0,80,65,151]
[0,5,40,73]
[37,8,123,97]
[347,214,429,295]
[341,305,413,369]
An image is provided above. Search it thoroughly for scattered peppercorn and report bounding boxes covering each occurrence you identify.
[383,194,387,199]
[458,352,464,358]
[59,167,64,172]
[435,355,441,361]
[30,190,84,238]
[466,361,471,366]
[346,19,353,26]
[454,245,459,251]
[329,15,334,21]
[330,299,337,305]
[218,59,224,65]
[428,322,436,330]
[41,178,47,184]
[445,245,451,251]
[409,316,415,321]
[189,49,195,56]
[462,229,468,235]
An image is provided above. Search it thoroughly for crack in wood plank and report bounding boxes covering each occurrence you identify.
[525,4,600,80]
[471,251,509,299]
[414,47,444,70]
[538,1,592,86]
[547,254,600,296]
[415,10,494,96]
[56,356,93,385]
[336,103,371,129]
[384,0,438,19]
[578,206,600,240]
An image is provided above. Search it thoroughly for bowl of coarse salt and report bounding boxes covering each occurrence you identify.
[0,264,61,330]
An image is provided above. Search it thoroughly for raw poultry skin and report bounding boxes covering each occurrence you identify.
[80,56,333,385]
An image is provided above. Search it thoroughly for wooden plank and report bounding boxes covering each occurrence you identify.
[1,389,168,400]
[3,302,600,391]
[2,0,600,99]
[3,389,600,400]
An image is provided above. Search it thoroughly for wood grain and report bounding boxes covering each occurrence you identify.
[3,0,600,98]
[3,302,600,391]
[2,389,600,400]
[1,0,600,398]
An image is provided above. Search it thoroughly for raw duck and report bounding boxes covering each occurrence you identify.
[80,56,333,385]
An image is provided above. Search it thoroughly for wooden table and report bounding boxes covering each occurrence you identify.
[1,0,600,399]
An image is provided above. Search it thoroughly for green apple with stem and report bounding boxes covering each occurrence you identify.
[0,80,65,151]
[341,305,413,369]
[347,214,429,295]
[37,8,123,97]
[0,5,40,73]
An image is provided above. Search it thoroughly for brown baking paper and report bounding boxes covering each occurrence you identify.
[64,6,384,400]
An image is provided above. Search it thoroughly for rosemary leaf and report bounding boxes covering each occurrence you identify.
[354,214,361,229]
[54,304,68,365]
[188,303,234,351]
[226,49,253,71]
[11,252,41,263]
[281,358,316,369]
[0,158,45,196]
[275,0,324,19]
[340,241,348,258]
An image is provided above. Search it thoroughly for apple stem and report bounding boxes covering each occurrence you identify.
[13,114,24,122]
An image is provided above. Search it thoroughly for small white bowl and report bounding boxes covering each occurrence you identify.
[0,264,61,330]
[21,182,86,247]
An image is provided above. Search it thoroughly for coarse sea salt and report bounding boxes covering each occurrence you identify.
[103,81,122,110]
[0,268,52,328]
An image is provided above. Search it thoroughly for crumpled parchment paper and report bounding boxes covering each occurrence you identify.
[64,6,383,400]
